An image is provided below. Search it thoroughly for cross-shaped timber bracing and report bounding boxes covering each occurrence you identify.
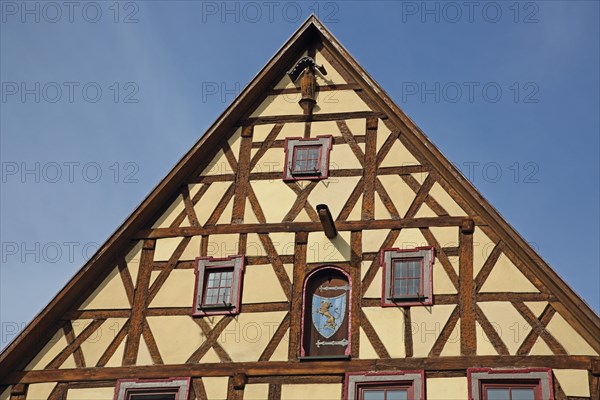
[1,16,598,400]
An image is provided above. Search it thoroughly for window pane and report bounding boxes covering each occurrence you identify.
[408,278,420,295]
[363,390,385,400]
[485,388,510,400]
[408,262,420,278]
[308,147,320,159]
[129,393,177,400]
[394,261,407,278]
[387,390,408,400]
[511,388,535,400]
[394,279,407,296]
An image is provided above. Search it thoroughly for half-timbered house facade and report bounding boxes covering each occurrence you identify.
[1,16,598,400]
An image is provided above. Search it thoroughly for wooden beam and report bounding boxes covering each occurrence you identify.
[316,204,337,238]
[459,224,476,356]
[231,126,253,223]
[6,356,597,384]
[239,111,385,126]
[362,117,378,220]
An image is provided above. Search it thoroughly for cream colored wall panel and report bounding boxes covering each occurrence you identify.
[359,327,378,359]
[79,318,127,367]
[362,307,405,357]
[66,388,115,400]
[426,377,467,400]
[152,195,186,229]
[363,267,382,298]
[375,119,392,153]
[448,256,459,275]
[218,312,287,362]
[293,208,312,222]
[434,261,458,294]
[277,122,306,140]
[306,231,352,263]
[411,305,455,357]
[430,227,458,249]
[440,320,461,356]
[26,382,56,400]
[59,354,76,369]
[136,336,153,366]
[242,264,288,303]
[414,203,437,218]
[346,194,362,220]
[126,241,143,284]
[244,198,260,224]
[553,369,590,397]
[250,93,303,117]
[479,253,539,293]
[199,347,221,364]
[379,139,420,168]
[362,229,390,253]
[281,384,341,400]
[428,183,467,217]
[149,269,195,308]
[228,128,242,161]
[269,328,289,362]
[546,313,598,355]
[193,181,232,225]
[182,235,201,260]
[476,321,498,355]
[207,234,241,258]
[201,149,233,176]
[154,237,183,262]
[360,261,370,281]
[71,319,93,336]
[307,176,361,219]
[393,228,428,250]
[315,50,347,85]
[216,198,234,225]
[473,228,495,277]
[250,180,298,223]
[378,174,416,218]
[105,339,125,367]
[329,143,363,169]
[311,120,343,137]
[0,387,9,400]
[252,123,280,142]
[244,384,270,400]
[268,232,296,256]
[478,302,529,354]
[79,267,130,310]
[203,377,229,400]
[374,194,392,220]
[524,301,548,318]
[250,147,284,173]
[529,336,553,355]
[344,118,366,136]
[314,90,370,114]
[273,75,297,90]
[146,315,204,364]
[149,270,160,287]
[283,263,294,283]
[246,233,267,257]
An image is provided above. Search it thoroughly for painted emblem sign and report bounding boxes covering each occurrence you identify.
[312,289,347,339]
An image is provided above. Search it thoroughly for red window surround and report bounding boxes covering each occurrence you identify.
[283,135,333,181]
[467,368,554,400]
[345,371,425,400]
[381,247,434,307]
[193,255,244,317]
[113,378,190,400]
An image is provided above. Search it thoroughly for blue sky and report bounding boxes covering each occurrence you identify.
[1,1,598,349]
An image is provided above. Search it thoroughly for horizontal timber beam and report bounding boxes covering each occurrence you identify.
[5,356,597,385]
[238,111,386,126]
[134,217,485,239]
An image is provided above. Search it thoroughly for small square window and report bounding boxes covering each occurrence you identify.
[193,255,244,316]
[468,368,553,400]
[381,247,433,307]
[114,378,190,400]
[283,136,332,181]
[346,371,424,400]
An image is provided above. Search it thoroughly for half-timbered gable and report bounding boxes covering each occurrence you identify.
[1,16,598,400]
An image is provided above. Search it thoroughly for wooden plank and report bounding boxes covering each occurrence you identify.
[269,83,361,95]
[268,383,282,400]
[401,174,448,217]
[474,241,504,291]
[283,182,319,223]
[249,123,284,171]
[96,320,129,367]
[514,302,566,355]
[403,307,413,358]
[192,378,208,400]
[420,228,459,290]
[180,184,200,227]
[239,111,385,126]
[404,174,436,218]
[350,231,362,359]
[336,178,363,221]
[288,232,308,361]
[362,117,378,220]
[47,383,67,400]
[170,184,210,228]
[62,321,85,368]
[375,178,400,219]
[459,227,476,356]
[231,126,253,223]
[336,120,365,167]
[122,239,155,366]
[117,257,135,307]
[46,319,105,369]
[187,316,234,363]
[142,322,164,364]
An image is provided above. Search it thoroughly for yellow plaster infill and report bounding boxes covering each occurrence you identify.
[362,307,405,358]
[426,377,467,400]
[479,253,539,293]
[377,174,416,218]
[241,264,288,303]
[553,369,590,397]
[243,384,270,400]
[306,231,352,263]
[148,269,196,308]
[24,382,56,400]
[546,313,598,355]
[306,176,362,220]
[78,267,130,310]
[152,194,187,229]
[146,315,204,365]
[202,377,229,400]
[280,384,342,400]
[79,318,128,367]
[411,305,455,357]
[478,302,529,355]
[66,388,115,400]
[250,180,298,223]
[428,182,467,217]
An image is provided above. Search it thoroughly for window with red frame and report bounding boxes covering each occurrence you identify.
[468,368,553,400]
[358,383,413,400]
[381,247,433,307]
[480,382,539,400]
[114,378,190,400]
[193,255,244,316]
[283,136,332,181]
[292,145,321,174]
[391,258,423,299]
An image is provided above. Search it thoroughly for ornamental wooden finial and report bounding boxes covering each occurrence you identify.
[287,56,327,115]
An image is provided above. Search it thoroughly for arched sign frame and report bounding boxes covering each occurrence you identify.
[300,265,352,358]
